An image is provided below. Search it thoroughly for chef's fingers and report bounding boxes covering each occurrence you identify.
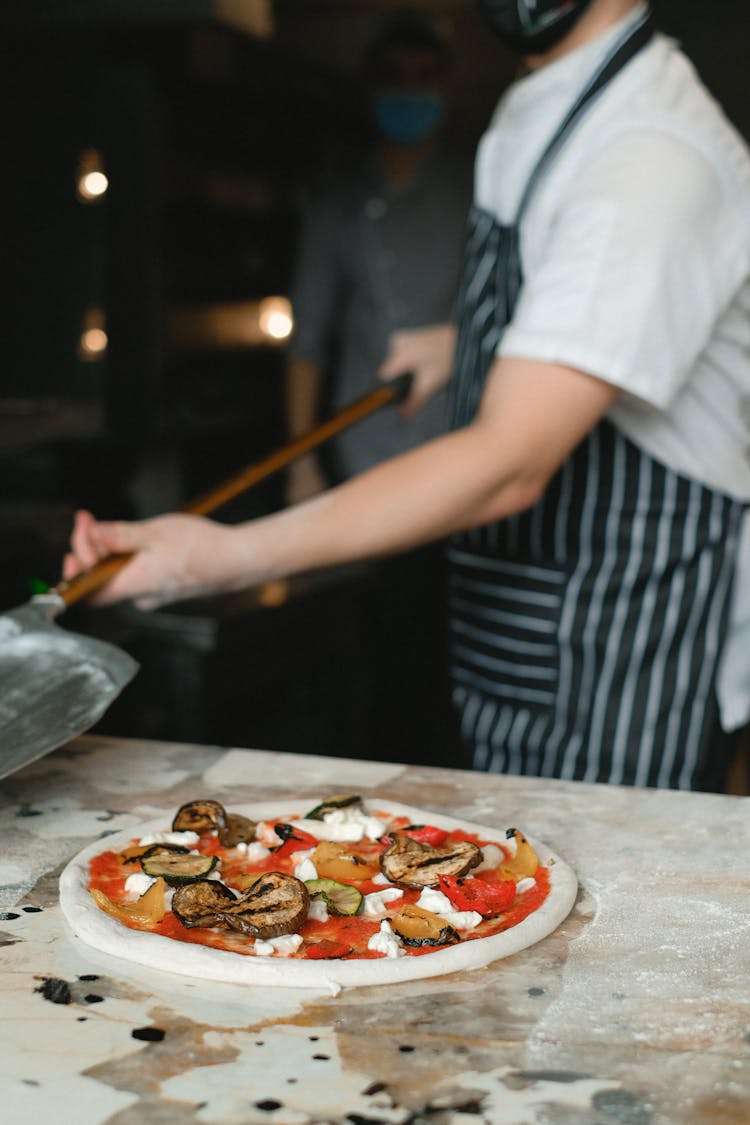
[68,509,107,570]
[379,334,422,416]
[379,325,456,418]
[62,551,82,581]
[64,510,151,602]
[378,332,413,380]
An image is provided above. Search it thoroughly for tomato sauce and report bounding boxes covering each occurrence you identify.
[87,816,551,961]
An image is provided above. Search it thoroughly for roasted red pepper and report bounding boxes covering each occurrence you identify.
[272,824,320,858]
[438,874,516,916]
[400,824,450,847]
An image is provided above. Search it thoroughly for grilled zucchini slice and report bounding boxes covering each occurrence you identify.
[305,794,362,821]
[305,878,364,916]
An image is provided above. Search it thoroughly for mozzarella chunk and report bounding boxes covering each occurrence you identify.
[294,857,318,882]
[255,821,281,847]
[253,933,304,958]
[367,920,405,959]
[307,897,329,923]
[234,841,272,861]
[371,871,394,886]
[289,808,385,843]
[474,843,504,872]
[137,830,199,847]
[416,887,482,932]
[362,888,403,916]
[124,871,156,899]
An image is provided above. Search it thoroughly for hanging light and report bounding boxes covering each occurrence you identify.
[258,296,293,341]
[76,148,109,203]
[168,296,294,350]
[78,307,108,360]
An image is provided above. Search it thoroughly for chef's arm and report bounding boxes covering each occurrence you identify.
[254,354,619,574]
[66,356,618,608]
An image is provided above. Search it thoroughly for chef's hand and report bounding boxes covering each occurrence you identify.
[379,323,457,419]
[62,509,261,610]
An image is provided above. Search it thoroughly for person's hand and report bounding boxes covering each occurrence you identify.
[284,453,328,507]
[379,323,457,419]
[62,509,252,610]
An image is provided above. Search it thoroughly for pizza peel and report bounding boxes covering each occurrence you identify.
[0,373,413,779]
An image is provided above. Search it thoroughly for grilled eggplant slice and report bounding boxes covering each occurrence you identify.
[172,879,238,928]
[141,852,217,884]
[172,799,228,835]
[219,813,256,848]
[305,793,362,821]
[390,904,460,947]
[220,872,310,939]
[379,833,481,889]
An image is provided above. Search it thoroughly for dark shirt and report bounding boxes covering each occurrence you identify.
[289,149,472,476]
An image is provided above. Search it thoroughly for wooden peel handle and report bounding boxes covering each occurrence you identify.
[55,373,414,609]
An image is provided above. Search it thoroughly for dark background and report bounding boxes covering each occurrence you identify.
[3,1,748,765]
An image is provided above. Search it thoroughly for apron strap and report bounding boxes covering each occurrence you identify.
[515,7,655,223]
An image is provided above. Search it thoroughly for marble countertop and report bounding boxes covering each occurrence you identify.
[2,735,749,1125]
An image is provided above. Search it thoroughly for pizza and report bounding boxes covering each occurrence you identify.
[59,794,577,989]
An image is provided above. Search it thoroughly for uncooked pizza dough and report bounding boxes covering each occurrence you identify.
[59,798,578,990]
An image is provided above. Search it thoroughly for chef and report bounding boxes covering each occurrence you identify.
[65,0,750,792]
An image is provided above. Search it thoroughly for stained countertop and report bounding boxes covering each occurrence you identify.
[1,734,749,1124]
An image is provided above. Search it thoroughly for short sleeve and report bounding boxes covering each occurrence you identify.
[499,131,750,406]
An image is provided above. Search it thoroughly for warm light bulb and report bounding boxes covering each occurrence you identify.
[76,148,108,203]
[78,308,108,360]
[258,297,293,341]
[80,328,108,356]
[80,170,109,200]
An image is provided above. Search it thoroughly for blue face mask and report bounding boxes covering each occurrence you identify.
[373,91,445,146]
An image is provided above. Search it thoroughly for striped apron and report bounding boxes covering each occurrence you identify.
[447,11,745,790]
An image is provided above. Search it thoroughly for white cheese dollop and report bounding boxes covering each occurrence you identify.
[516,876,536,894]
[474,843,504,873]
[253,933,304,958]
[294,858,319,882]
[323,807,386,841]
[307,896,330,922]
[371,871,393,886]
[124,872,156,899]
[503,832,519,858]
[234,841,272,862]
[289,808,385,843]
[416,887,482,932]
[367,920,405,959]
[255,821,281,848]
[137,830,200,847]
[362,888,403,916]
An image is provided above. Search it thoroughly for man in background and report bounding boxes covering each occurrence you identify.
[285,8,471,501]
[283,9,472,762]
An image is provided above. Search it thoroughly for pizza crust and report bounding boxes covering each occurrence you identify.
[59,799,578,990]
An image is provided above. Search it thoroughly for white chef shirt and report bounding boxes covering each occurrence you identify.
[476,6,750,728]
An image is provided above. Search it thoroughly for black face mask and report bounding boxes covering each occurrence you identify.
[478,0,594,54]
